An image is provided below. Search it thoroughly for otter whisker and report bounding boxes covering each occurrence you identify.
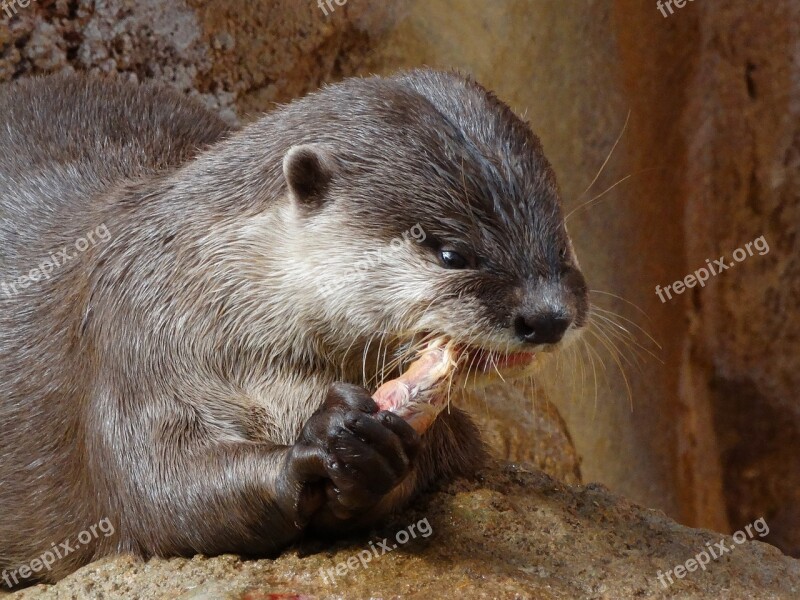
[564,173,636,222]
[587,327,634,412]
[581,336,600,417]
[590,312,660,372]
[373,330,391,388]
[589,315,641,368]
[463,338,484,389]
[489,350,507,384]
[576,109,630,201]
[361,331,380,388]
[338,339,356,380]
[583,332,608,376]
[566,166,667,223]
[589,314,647,365]
[591,305,662,351]
[572,336,584,402]
[589,288,651,321]
[590,313,660,367]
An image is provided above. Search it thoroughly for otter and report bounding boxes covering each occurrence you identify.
[0,69,588,586]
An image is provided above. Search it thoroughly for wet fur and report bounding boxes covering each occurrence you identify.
[0,70,586,584]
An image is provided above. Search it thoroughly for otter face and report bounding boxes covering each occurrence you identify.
[279,71,589,384]
[283,156,587,385]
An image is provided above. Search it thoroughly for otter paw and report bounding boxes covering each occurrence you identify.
[288,382,421,522]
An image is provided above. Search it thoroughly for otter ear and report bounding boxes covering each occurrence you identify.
[283,144,336,209]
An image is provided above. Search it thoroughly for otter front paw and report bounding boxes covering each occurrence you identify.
[286,382,421,524]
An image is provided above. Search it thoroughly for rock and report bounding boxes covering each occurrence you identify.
[678,0,800,555]
[462,384,582,485]
[0,0,397,122]
[9,462,800,599]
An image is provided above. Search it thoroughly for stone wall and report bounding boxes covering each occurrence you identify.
[679,0,800,555]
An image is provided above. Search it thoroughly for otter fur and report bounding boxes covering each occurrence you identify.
[0,70,588,586]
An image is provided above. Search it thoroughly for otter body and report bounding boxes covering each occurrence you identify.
[0,71,587,585]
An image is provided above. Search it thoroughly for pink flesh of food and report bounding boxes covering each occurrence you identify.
[372,342,457,434]
[371,342,535,433]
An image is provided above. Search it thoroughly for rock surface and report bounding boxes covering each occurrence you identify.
[678,0,800,556]
[0,0,398,123]
[462,384,582,485]
[8,462,800,599]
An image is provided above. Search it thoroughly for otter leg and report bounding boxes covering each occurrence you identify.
[102,384,468,557]
[101,440,308,558]
[283,382,422,533]
[287,386,485,536]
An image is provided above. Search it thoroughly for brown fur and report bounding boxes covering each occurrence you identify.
[0,70,587,586]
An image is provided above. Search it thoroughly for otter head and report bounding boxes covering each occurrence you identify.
[278,70,588,385]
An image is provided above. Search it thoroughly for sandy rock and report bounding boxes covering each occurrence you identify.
[9,461,800,599]
[462,384,582,485]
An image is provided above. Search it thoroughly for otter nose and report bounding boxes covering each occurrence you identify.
[514,311,571,345]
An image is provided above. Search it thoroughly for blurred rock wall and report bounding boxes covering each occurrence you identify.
[679,0,800,554]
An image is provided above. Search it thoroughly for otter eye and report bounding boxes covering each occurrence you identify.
[559,245,568,260]
[439,249,468,270]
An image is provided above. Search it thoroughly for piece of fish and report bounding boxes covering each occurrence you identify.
[372,340,458,434]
